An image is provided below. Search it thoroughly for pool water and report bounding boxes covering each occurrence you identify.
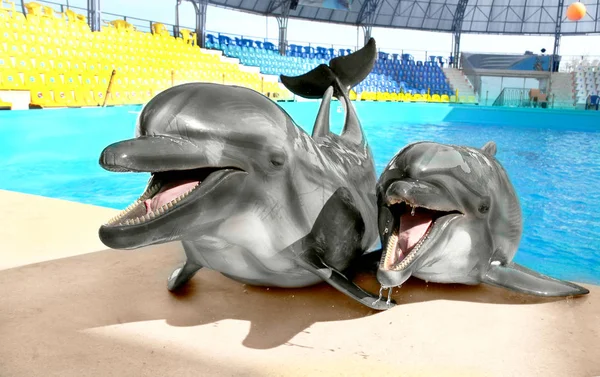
[1,104,599,285]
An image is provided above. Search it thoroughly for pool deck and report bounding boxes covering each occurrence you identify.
[1,189,598,377]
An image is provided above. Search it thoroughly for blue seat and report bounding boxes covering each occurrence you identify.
[586,95,599,110]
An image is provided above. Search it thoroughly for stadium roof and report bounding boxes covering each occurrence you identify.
[207,0,600,35]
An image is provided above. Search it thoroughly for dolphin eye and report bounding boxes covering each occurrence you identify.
[478,197,491,214]
[269,151,286,168]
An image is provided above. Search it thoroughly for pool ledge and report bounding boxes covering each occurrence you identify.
[0,190,598,377]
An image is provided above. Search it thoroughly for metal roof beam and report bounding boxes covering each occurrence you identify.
[356,0,383,25]
[451,0,468,68]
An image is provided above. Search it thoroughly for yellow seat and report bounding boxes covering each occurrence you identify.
[396,93,404,102]
[467,95,477,103]
[74,88,96,106]
[151,22,170,37]
[61,73,80,106]
[431,94,441,102]
[34,58,51,73]
[24,2,43,16]
[80,75,100,106]
[0,98,11,108]
[403,93,413,102]
[441,94,450,103]
[69,59,84,73]
[0,69,23,89]
[0,56,9,70]
[30,84,56,107]
[390,92,398,102]
[106,19,134,32]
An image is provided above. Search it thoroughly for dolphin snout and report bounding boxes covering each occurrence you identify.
[385,179,442,205]
[384,179,462,213]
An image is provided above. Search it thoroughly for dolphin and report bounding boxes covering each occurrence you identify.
[362,140,589,297]
[97,38,395,310]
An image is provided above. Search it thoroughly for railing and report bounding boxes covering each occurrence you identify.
[33,0,194,37]
[492,87,531,107]
[26,0,452,63]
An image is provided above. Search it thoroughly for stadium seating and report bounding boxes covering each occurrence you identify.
[0,1,291,108]
[0,0,473,108]
[573,61,600,105]
[206,33,460,103]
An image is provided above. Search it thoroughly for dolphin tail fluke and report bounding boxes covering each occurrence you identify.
[482,262,590,297]
[280,38,377,99]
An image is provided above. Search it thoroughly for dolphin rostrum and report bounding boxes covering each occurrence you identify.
[97,38,395,310]
[363,141,589,297]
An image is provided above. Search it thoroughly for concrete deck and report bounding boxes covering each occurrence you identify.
[0,189,598,377]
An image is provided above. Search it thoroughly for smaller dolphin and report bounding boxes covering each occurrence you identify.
[363,141,589,297]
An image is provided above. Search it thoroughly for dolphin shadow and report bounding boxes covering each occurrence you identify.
[1,243,381,350]
[1,242,588,353]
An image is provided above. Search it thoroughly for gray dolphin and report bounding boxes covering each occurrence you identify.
[97,38,395,310]
[363,140,589,297]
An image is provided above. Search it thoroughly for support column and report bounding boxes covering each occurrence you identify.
[362,25,372,46]
[450,0,468,69]
[276,0,291,56]
[356,0,382,47]
[87,0,101,32]
[452,30,461,68]
[551,0,565,73]
[189,0,208,48]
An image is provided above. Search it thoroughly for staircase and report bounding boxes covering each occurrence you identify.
[549,73,576,109]
[443,67,477,100]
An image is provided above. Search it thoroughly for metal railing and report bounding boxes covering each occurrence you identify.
[22,0,453,63]
[492,87,532,107]
[30,0,195,38]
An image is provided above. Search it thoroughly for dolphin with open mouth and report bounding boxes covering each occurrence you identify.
[97,38,395,310]
[365,140,589,298]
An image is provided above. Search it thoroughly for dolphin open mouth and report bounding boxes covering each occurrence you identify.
[380,201,462,271]
[104,167,244,227]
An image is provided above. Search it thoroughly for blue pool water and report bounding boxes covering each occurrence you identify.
[0,103,599,285]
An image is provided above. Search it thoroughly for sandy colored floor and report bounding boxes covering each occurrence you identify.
[0,189,598,377]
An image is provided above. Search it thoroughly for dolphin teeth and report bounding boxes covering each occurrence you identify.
[382,233,398,269]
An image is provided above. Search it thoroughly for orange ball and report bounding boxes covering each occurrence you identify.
[566,2,586,21]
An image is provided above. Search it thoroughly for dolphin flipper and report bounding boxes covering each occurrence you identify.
[482,262,590,297]
[167,260,203,292]
[280,38,377,99]
[284,187,395,311]
[345,249,383,278]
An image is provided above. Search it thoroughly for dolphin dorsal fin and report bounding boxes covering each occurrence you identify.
[312,86,333,139]
[481,141,497,156]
